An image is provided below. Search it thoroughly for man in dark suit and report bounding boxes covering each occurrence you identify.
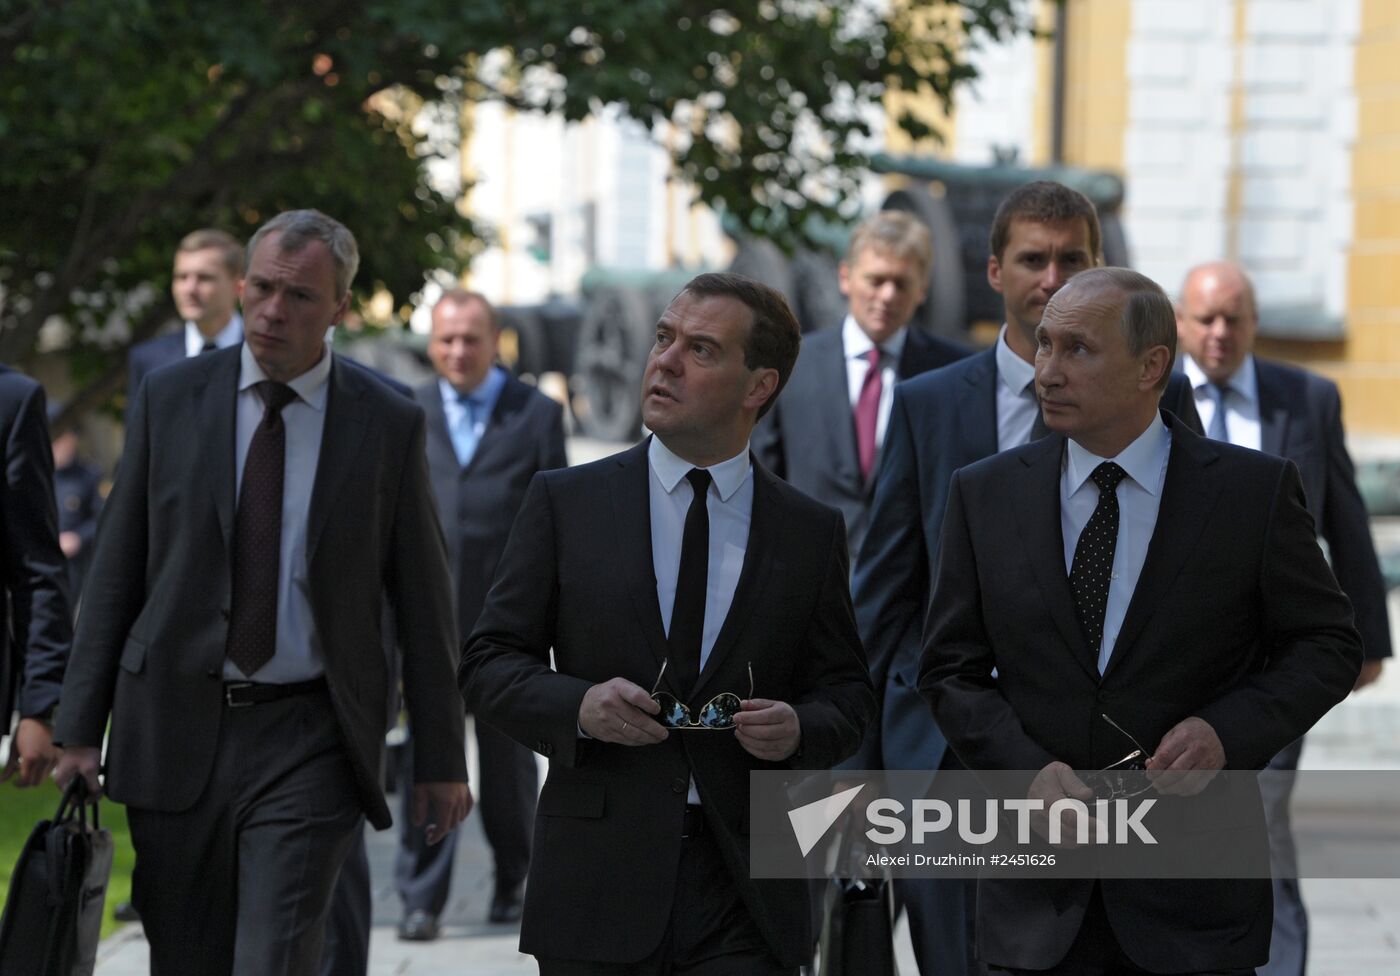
[54,209,471,976]
[920,267,1362,974]
[851,181,1201,975]
[1176,260,1392,976]
[752,210,970,559]
[0,368,72,788]
[460,272,875,974]
[391,289,567,940]
[127,228,245,423]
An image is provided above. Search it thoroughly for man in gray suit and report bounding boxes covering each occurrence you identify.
[55,210,471,976]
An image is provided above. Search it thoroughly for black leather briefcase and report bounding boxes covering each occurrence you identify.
[0,779,113,976]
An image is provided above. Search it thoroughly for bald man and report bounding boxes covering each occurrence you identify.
[1177,260,1392,976]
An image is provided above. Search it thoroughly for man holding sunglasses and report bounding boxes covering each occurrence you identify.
[920,268,1361,975]
[460,272,874,975]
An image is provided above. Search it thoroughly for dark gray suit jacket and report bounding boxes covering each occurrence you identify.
[919,418,1361,972]
[416,375,567,640]
[751,325,971,558]
[57,347,466,829]
[0,367,72,733]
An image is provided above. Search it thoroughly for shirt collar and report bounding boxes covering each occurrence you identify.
[994,323,1037,396]
[462,364,507,404]
[648,435,752,503]
[238,340,332,412]
[1065,411,1171,498]
[841,314,906,364]
[1182,353,1257,404]
[185,314,244,357]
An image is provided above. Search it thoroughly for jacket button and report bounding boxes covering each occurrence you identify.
[206,667,219,678]
[671,778,687,794]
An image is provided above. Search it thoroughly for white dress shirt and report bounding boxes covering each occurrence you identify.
[224,342,332,682]
[184,314,244,357]
[842,315,907,452]
[994,324,1040,452]
[648,435,753,803]
[1060,413,1172,673]
[1183,354,1261,451]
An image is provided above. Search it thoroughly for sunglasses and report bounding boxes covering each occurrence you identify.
[1081,713,1154,801]
[649,659,754,730]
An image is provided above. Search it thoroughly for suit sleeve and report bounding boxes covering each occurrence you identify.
[1194,460,1364,768]
[787,512,876,770]
[847,388,927,768]
[55,380,154,747]
[1315,383,1391,659]
[919,470,1057,781]
[388,409,468,783]
[459,473,594,766]
[3,380,72,721]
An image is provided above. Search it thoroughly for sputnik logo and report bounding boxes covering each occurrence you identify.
[787,784,864,857]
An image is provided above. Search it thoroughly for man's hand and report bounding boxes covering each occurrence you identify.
[1146,716,1224,796]
[733,699,800,761]
[412,782,473,846]
[59,531,82,558]
[1353,659,1384,693]
[51,744,103,795]
[1027,761,1098,848]
[1,718,59,787]
[578,678,667,745]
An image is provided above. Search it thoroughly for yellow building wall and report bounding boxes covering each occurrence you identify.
[1056,0,1131,171]
[1338,0,1400,434]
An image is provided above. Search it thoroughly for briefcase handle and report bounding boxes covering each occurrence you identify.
[53,777,101,833]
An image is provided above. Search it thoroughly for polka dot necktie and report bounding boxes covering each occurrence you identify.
[668,468,712,695]
[225,381,297,677]
[1069,461,1128,660]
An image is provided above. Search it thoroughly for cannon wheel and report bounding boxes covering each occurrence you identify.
[881,185,967,339]
[574,286,653,442]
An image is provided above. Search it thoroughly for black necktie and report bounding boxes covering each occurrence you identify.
[1069,461,1128,662]
[669,468,712,695]
[200,341,218,354]
[226,381,297,677]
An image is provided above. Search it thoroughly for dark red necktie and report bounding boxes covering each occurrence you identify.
[225,381,297,677]
[855,348,882,480]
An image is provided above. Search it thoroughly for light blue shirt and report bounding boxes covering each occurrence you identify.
[1060,412,1172,674]
[184,314,243,357]
[441,366,507,467]
[994,323,1039,452]
[225,342,332,682]
[1183,354,1261,451]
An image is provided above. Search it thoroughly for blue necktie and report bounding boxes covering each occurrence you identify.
[450,394,483,467]
[1206,383,1230,442]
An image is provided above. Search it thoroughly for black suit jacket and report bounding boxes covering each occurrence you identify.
[918,416,1362,972]
[850,347,1202,773]
[56,347,466,829]
[458,440,875,967]
[416,375,567,639]
[751,325,971,557]
[125,332,185,428]
[0,367,72,733]
[1250,358,1390,659]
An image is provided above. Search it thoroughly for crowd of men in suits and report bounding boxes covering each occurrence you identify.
[0,179,1388,976]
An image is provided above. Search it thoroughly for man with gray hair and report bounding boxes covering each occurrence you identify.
[920,268,1360,973]
[55,209,471,975]
[752,209,970,559]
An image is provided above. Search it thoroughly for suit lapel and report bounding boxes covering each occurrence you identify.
[1101,420,1222,680]
[609,441,676,694]
[198,351,240,555]
[419,381,458,475]
[1013,436,1101,680]
[306,358,370,563]
[691,460,779,700]
[1254,361,1291,458]
[957,348,1000,460]
[812,331,861,479]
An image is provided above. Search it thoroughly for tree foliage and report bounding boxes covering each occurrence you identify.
[0,0,1032,401]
